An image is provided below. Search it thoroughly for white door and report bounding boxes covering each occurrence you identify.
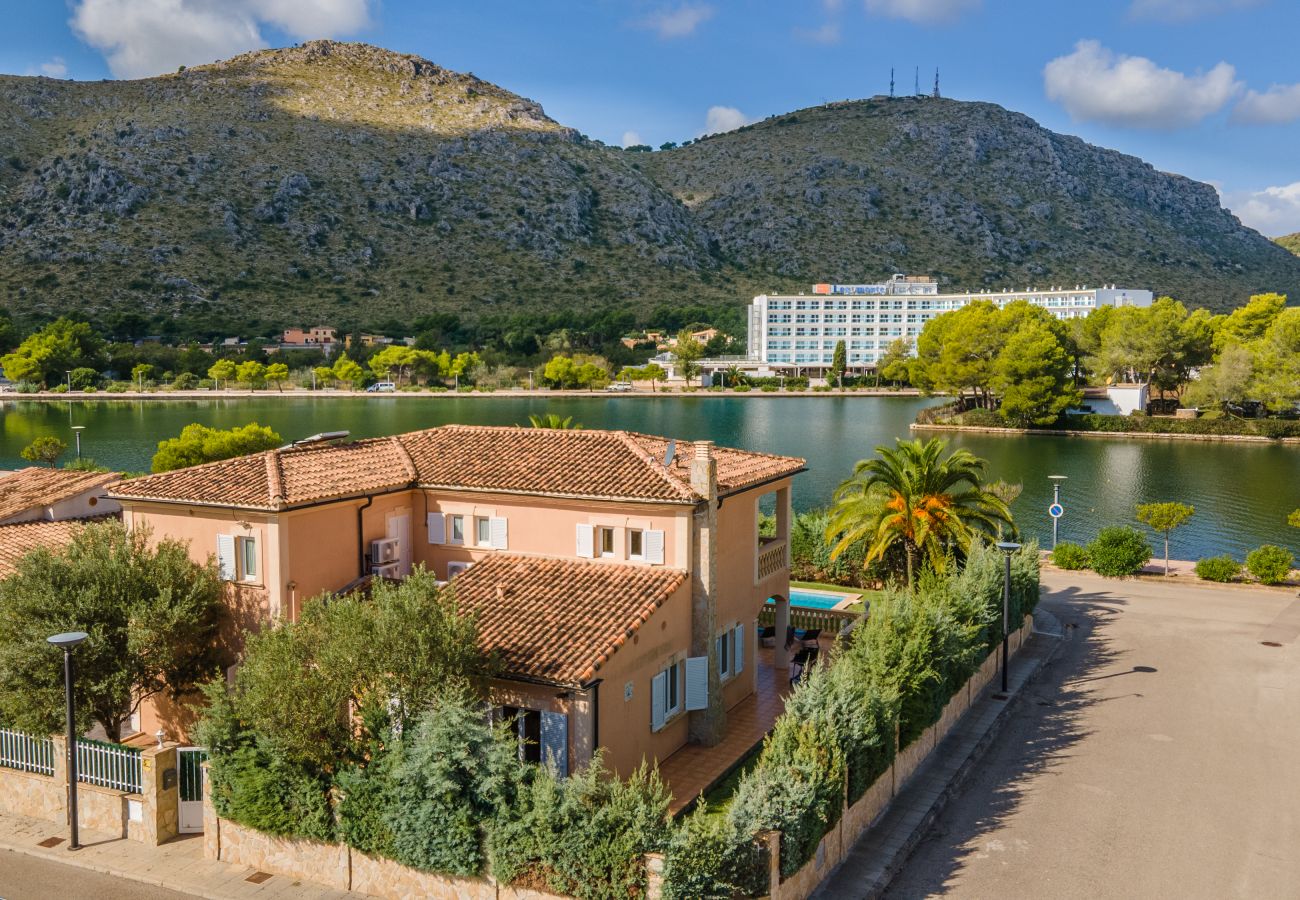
[177,747,207,833]
[387,509,413,577]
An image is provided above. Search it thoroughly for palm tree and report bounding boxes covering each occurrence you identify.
[826,438,1014,587]
[524,413,583,429]
[722,365,747,389]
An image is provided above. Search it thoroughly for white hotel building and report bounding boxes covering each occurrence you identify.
[744,275,1153,371]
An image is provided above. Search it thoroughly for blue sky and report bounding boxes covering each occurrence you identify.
[4,0,1300,235]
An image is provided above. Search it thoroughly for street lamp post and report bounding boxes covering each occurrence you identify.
[65,370,72,392]
[1048,475,1067,549]
[996,542,1022,693]
[47,631,88,850]
[71,426,85,460]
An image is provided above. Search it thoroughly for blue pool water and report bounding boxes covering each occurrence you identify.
[770,590,849,610]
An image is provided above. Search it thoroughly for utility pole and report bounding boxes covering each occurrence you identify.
[890,67,895,98]
[934,68,940,98]
[914,67,919,96]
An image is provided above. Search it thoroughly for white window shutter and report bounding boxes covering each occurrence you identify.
[540,711,568,777]
[734,624,744,675]
[427,513,445,545]
[651,671,667,730]
[216,534,236,581]
[685,656,709,711]
[576,523,595,559]
[490,516,508,550]
[645,529,665,565]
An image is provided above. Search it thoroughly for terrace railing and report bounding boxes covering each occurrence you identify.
[757,538,788,582]
[77,737,143,794]
[759,602,860,636]
[0,726,55,777]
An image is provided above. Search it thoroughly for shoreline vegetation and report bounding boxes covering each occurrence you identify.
[913,411,1300,443]
[1,386,925,401]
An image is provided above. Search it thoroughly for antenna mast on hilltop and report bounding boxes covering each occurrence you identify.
[890,68,895,98]
[914,67,919,96]
[933,68,940,98]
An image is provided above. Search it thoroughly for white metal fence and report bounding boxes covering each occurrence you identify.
[77,738,143,794]
[0,726,55,776]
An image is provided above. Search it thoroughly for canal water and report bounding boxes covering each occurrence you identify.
[2,395,1295,560]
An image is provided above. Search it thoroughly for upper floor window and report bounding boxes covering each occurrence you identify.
[598,526,616,558]
[449,514,465,544]
[628,529,645,560]
[476,516,492,547]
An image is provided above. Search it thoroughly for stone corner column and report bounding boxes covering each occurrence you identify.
[773,596,791,670]
[643,851,666,900]
[201,761,220,861]
[689,441,726,746]
[139,741,179,846]
[761,829,782,898]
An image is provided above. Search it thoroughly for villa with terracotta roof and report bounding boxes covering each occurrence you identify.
[0,467,120,525]
[109,425,804,780]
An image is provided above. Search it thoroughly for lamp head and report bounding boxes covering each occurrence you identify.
[71,425,85,431]
[995,541,1023,554]
[1048,475,1067,481]
[46,631,88,649]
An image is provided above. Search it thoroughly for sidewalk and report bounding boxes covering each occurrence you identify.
[812,608,1064,899]
[0,813,358,899]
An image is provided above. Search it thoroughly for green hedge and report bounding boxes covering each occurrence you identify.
[1086,527,1152,577]
[1194,555,1240,583]
[1051,542,1090,570]
[1246,545,1294,585]
[1058,414,1300,439]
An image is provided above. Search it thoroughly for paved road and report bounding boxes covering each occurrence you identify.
[0,850,192,899]
[886,571,1300,900]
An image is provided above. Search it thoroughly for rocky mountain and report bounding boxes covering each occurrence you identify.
[0,41,1295,336]
[1278,233,1300,257]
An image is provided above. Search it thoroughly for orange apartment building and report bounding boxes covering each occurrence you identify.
[108,426,804,777]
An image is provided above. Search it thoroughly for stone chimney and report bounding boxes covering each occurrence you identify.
[689,441,725,746]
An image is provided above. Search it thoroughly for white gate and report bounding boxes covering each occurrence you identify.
[177,747,207,833]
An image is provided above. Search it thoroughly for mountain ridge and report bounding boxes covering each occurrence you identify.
[0,40,1294,338]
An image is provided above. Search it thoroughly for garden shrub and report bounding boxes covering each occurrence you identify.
[490,755,669,900]
[726,714,844,878]
[662,806,766,900]
[958,408,1003,428]
[760,385,777,392]
[733,385,751,392]
[386,693,521,877]
[1195,555,1240,583]
[1086,527,1151,577]
[1051,542,1090,570]
[1246,545,1294,585]
[106,382,130,392]
[206,744,335,842]
[336,744,399,860]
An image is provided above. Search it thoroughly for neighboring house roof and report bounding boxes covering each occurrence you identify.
[0,517,105,578]
[109,426,805,511]
[0,468,120,523]
[450,554,688,686]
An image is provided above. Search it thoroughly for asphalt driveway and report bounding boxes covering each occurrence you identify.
[886,570,1300,900]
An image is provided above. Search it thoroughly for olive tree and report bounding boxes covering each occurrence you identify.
[0,521,225,740]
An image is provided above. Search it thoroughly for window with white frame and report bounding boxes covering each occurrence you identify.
[449,514,465,544]
[716,624,745,682]
[476,516,492,547]
[237,536,258,582]
[628,528,645,560]
[598,526,616,558]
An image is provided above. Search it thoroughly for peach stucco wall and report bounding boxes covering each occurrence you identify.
[413,490,692,577]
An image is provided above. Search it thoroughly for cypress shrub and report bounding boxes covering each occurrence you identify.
[1051,542,1090,570]
[206,744,335,842]
[662,806,768,900]
[1194,555,1240,583]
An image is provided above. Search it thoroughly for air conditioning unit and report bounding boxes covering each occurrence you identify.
[370,538,400,565]
[372,562,401,580]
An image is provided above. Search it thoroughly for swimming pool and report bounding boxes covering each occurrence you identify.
[767,589,855,610]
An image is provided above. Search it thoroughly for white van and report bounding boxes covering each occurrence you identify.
[366,382,396,393]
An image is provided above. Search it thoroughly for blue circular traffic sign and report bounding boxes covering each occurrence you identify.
[1049,503,1064,519]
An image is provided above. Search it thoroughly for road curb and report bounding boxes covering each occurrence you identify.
[0,839,261,900]
[840,608,1065,900]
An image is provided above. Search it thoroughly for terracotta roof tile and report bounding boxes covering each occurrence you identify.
[109,426,805,510]
[450,554,688,686]
[0,517,111,578]
[0,468,120,523]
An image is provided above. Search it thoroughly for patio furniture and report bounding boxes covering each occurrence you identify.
[757,625,777,647]
[784,626,822,652]
[789,646,819,686]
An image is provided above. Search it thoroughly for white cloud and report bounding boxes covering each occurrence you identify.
[864,0,980,25]
[26,57,68,78]
[794,23,842,44]
[69,0,372,79]
[1233,83,1300,125]
[1128,0,1263,22]
[1043,40,1240,129]
[1221,182,1300,236]
[621,131,644,147]
[702,105,753,135]
[635,4,714,39]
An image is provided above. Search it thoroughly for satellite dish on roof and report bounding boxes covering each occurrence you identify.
[663,440,676,468]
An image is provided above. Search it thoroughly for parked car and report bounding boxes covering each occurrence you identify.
[606,381,634,393]
[366,382,396,393]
